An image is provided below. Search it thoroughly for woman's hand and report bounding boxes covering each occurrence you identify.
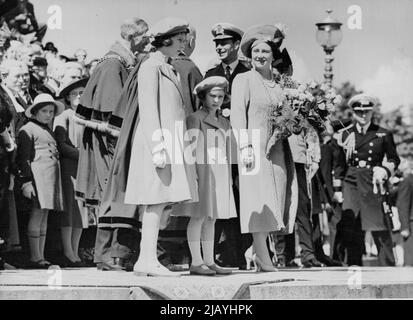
[22,182,36,199]
[152,149,167,169]
[240,146,255,169]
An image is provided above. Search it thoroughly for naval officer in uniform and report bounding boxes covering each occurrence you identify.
[333,94,400,266]
[204,22,252,269]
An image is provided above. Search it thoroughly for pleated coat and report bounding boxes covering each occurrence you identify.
[231,70,298,234]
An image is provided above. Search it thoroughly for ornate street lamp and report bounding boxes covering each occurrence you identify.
[316,9,343,88]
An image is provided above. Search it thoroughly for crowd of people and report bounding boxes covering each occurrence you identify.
[0,2,412,276]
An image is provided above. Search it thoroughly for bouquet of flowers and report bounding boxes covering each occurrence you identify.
[265,74,311,158]
[304,81,343,133]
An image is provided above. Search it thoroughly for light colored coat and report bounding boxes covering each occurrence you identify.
[173,109,237,220]
[231,70,298,234]
[124,51,198,205]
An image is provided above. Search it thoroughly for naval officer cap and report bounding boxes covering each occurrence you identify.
[348,94,377,111]
[148,17,189,40]
[193,76,229,97]
[211,23,243,41]
[240,24,286,58]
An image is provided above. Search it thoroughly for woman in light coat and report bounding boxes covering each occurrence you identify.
[231,25,298,271]
[124,18,198,277]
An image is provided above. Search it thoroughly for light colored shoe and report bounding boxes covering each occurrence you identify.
[253,254,278,272]
[244,246,256,270]
[133,263,181,277]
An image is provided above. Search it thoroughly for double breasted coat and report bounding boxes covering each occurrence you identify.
[17,120,63,211]
[333,123,400,231]
[124,51,198,206]
[173,109,237,220]
[231,70,298,234]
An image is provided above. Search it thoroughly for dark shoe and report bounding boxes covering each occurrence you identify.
[189,264,216,276]
[318,255,344,267]
[114,258,135,272]
[207,264,232,275]
[61,255,82,268]
[302,258,326,268]
[286,260,300,268]
[26,260,50,269]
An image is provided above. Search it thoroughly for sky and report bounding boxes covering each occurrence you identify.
[31,0,413,113]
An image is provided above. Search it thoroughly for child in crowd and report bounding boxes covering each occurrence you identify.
[17,93,64,268]
[174,76,237,276]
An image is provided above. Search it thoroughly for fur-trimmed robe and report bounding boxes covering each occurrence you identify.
[74,41,136,207]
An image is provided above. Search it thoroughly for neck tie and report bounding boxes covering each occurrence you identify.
[225,65,231,81]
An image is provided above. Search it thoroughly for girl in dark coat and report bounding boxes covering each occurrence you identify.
[17,93,64,268]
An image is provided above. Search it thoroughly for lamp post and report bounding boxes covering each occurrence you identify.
[316,9,343,88]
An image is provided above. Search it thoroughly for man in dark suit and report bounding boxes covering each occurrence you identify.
[204,23,249,115]
[333,94,400,266]
[204,22,252,269]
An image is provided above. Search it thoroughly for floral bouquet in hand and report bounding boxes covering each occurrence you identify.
[304,81,343,133]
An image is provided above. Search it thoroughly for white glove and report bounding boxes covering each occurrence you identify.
[152,149,167,169]
[333,191,343,204]
[240,146,255,169]
[372,166,388,195]
[22,182,36,199]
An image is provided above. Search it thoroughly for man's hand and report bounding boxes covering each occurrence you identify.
[240,146,255,169]
[152,149,167,169]
[22,182,36,199]
[372,166,388,195]
[333,191,343,204]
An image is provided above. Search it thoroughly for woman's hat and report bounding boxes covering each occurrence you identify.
[58,77,89,99]
[25,93,65,118]
[147,17,189,40]
[193,76,229,97]
[240,24,286,58]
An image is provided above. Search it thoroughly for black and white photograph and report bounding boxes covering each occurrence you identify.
[0,0,413,303]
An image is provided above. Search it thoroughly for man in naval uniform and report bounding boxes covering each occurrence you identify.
[333,94,400,266]
[204,22,252,269]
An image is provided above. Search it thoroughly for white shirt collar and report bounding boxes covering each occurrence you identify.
[356,122,371,134]
[222,60,239,74]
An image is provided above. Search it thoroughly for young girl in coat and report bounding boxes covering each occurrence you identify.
[17,93,65,268]
[174,76,237,276]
